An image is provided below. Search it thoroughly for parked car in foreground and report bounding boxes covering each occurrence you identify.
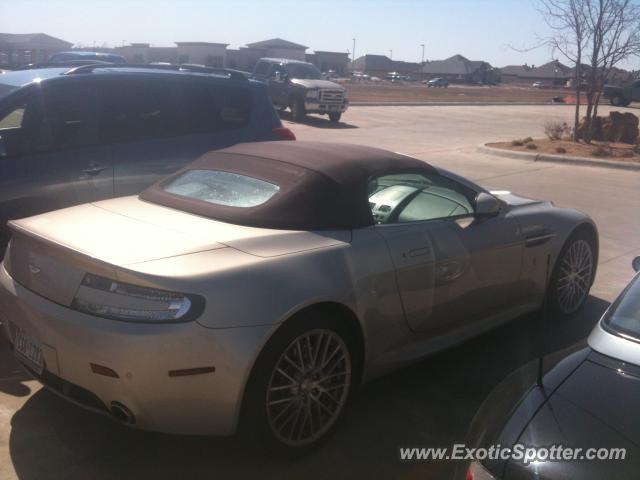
[0,141,598,451]
[603,80,640,106]
[461,257,640,480]
[427,77,449,88]
[252,58,348,122]
[48,51,127,64]
[0,64,293,257]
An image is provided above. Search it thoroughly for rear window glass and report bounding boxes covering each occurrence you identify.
[163,170,280,207]
[603,275,640,341]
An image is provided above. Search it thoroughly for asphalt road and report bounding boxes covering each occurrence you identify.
[1,105,638,480]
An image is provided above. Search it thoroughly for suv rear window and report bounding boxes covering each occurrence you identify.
[101,78,252,144]
[163,170,280,207]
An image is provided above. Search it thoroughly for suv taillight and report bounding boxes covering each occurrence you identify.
[272,127,296,141]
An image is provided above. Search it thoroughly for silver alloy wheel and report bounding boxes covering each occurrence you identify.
[556,239,593,314]
[266,329,351,446]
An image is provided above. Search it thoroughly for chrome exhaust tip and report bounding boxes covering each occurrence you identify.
[110,401,136,425]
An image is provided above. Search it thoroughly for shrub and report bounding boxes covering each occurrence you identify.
[525,143,538,150]
[555,147,567,154]
[544,120,570,141]
[621,150,634,158]
[511,139,524,146]
[592,145,611,157]
[522,137,534,143]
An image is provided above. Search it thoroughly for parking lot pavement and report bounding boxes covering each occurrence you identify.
[1,105,638,480]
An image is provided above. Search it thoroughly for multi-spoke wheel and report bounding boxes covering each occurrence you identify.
[266,329,351,446]
[549,232,596,315]
[241,313,356,452]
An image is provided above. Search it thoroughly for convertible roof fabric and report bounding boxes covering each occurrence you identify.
[140,141,437,230]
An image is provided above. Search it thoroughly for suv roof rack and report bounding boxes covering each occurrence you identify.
[62,63,249,80]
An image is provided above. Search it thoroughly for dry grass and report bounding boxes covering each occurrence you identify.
[343,83,569,104]
[488,138,640,162]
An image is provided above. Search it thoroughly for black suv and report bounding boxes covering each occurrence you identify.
[0,64,295,255]
[252,58,349,122]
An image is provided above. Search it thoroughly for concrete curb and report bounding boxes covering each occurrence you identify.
[349,101,566,107]
[478,143,640,172]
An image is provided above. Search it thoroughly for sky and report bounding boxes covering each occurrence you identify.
[1,0,638,69]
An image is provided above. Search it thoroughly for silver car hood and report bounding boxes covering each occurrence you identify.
[490,190,548,208]
[290,78,344,90]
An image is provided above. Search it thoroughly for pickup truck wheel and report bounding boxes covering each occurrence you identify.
[328,112,342,123]
[623,100,632,107]
[290,97,306,122]
[610,94,624,106]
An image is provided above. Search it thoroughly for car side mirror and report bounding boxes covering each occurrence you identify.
[273,71,287,83]
[633,256,640,272]
[475,192,501,217]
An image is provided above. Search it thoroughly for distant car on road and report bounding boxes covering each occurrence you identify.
[48,51,127,64]
[461,256,640,480]
[603,80,640,106]
[1,141,598,452]
[532,80,545,89]
[0,64,293,256]
[427,77,449,88]
[252,58,348,123]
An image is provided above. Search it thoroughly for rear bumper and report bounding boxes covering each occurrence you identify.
[0,262,274,435]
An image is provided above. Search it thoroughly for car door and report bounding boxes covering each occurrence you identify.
[0,79,114,254]
[267,63,288,108]
[101,76,251,196]
[372,171,523,335]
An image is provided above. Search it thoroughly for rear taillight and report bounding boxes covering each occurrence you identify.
[272,127,296,141]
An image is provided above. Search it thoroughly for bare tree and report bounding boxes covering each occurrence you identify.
[539,0,589,141]
[582,0,640,142]
[538,0,640,143]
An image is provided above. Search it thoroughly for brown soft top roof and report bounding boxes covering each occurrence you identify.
[140,141,437,230]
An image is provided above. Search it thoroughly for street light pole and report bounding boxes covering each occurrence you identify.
[420,44,425,64]
[389,49,393,61]
[352,38,356,72]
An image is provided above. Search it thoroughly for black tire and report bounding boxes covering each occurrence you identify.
[290,97,306,122]
[623,100,632,107]
[610,94,624,106]
[328,112,342,123]
[240,310,356,454]
[547,229,596,317]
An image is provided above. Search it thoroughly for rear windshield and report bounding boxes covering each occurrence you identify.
[603,275,640,341]
[162,170,280,207]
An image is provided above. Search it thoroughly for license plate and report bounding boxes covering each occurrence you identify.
[14,328,44,375]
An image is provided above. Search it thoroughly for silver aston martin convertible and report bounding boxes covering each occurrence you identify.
[0,141,598,451]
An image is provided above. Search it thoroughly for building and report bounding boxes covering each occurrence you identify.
[353,54,421,77]
[500,64,533,83]
[175,42,228,67]
[0,33,72,68]
[499,60,572,85]
[245,38,307,61]
[305,51,350,74]
[421,54,496,84]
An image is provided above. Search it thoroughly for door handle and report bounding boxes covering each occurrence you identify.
[402,247,431,258]
[80,165,107,176]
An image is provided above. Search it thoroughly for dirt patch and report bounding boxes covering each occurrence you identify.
[343,83,570,103]
[488,138,640,162]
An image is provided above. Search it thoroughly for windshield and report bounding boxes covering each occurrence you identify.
[162,170,280,208]
[603,274,640,341]
[284,63,322,80]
